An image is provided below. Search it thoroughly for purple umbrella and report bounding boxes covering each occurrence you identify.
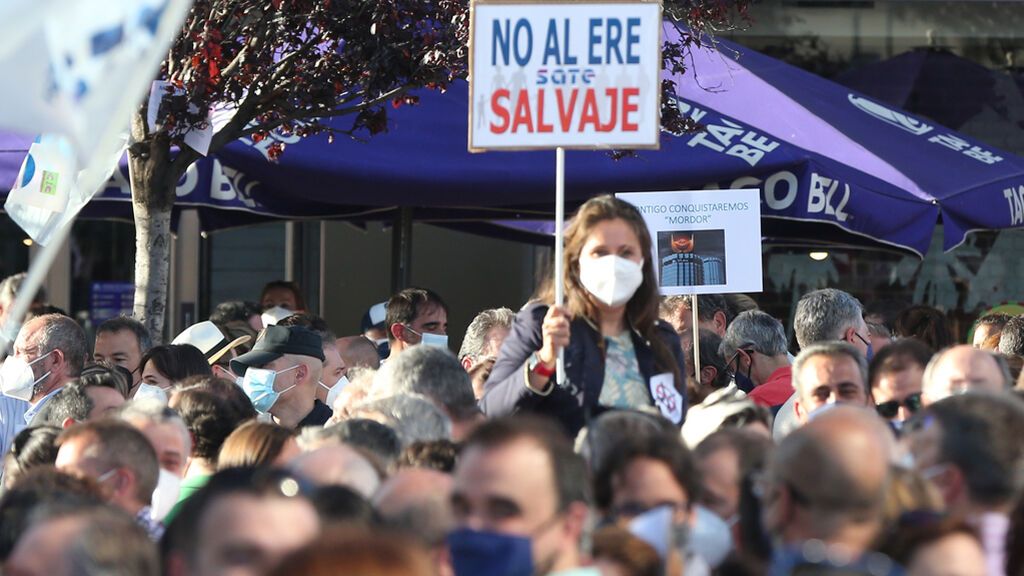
[836,47,1000,130]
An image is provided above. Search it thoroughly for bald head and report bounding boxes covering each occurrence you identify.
[290,445,381,498]
[374,468,454,546]
[337,336,381,370]
[765,406,891,548]
[922,345,1010,406]
[374,468,452,514]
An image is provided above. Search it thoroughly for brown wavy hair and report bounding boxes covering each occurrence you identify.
[536,195,682,391]
[217,421,296,470]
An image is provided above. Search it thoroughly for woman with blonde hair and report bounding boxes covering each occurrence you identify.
[217,420,299,469]
[482,195,688,435]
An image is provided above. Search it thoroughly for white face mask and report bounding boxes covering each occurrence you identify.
[150,468,182,522]
[0,351,53,401]
[689,505,734,568]
[261,306,294,327]
[579,255,645,307]
[404,326,449,349]
[319,375,349,408]
[133,383,169,404]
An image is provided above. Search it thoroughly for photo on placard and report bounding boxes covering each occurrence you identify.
[656,230,727,287]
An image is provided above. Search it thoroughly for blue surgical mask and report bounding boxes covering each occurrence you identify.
[240,365,299,414]
[404,326,449,349]
[447,528,533,576]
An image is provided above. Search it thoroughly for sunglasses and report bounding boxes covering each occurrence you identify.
[876,392,922,419]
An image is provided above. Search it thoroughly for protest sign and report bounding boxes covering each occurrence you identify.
[618,189,763,295]
[469,0,662,151]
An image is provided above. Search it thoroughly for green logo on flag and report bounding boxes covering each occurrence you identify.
[40,171,59,196]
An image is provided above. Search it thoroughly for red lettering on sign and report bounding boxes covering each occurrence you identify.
[487,87,643,135]
[622,87,639,131]
[598,88,618,132]
[511,89,533,133]
[489,89,510,133]
[556,88,578,132]
[578,88,600,131]
[536,90,554,133]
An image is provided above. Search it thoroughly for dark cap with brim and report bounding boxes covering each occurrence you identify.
[230,325,325,376]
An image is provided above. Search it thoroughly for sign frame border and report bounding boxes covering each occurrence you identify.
[468,0,664,153]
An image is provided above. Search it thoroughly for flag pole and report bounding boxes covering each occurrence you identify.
[691,295,701,379]
[555,147,566,386]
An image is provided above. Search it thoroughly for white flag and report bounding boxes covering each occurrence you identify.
[0,0,193,242]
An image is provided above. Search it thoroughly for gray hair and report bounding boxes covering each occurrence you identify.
[719,310,788,360]
[378,346,478,422]
[458,307,515,360]
[351,393,451,446]
[32,314,88,376]
[998,316,1024,356]
[118,399,192,457]
[45,381,93,425]
[299,419,403,469]
[794,289,864,349]
[792,342,868,397]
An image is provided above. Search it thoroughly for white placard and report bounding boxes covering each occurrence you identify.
[618,189,763,295]
[469,1,661,151]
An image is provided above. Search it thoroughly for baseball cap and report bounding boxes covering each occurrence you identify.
[230,325,326,376]
[172,321,251,365]
[360,302,387,333]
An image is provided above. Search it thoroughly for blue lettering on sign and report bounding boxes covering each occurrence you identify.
[586,18,640,65]
[626,18,641,63]
[492,18,533,66]
[512,19,532,66]
[605,18,622,64]
[492,20,511,66]
[588,19,601,64]
[536,68,595,85]
[543,20,561,65]
[541,19,576,65]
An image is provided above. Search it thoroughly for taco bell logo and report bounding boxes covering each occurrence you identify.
[847,95,933,136]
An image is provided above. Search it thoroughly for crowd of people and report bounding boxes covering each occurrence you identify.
[0,194,1022,575]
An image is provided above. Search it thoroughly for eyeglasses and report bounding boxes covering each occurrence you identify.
[876,393,922,419]
[726,347,755,374]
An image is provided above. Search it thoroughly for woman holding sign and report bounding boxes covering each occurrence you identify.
[481,195,688,435]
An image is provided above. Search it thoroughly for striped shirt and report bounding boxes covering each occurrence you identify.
[0,395,29,472]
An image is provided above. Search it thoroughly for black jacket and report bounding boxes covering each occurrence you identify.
[480,301,688,436]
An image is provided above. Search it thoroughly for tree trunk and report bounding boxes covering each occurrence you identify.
[130,186,172,343]
[129,112,177,344]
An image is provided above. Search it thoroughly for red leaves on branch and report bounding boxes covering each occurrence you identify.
[267,142,285,161]
[152,0,748,162]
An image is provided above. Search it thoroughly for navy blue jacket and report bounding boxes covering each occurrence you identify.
[480,301,689,436]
